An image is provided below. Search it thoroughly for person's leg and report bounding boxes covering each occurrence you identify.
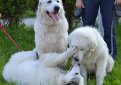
[112,12,117,58]
[82,0,99,26]
[100,0,117,59]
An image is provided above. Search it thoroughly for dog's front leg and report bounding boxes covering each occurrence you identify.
[80,65,87,85]
[55,46,77,65]
[43,46,77,67]
[96,58,107,85]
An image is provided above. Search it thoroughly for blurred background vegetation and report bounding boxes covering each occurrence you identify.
[0,0,76,28]
[0,0,38,26]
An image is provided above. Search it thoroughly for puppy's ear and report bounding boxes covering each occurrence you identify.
[88,39,97,52]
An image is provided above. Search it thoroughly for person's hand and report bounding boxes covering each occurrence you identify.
[76,0,84,8]
[114,0,121,5]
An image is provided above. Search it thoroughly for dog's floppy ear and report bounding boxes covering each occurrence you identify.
[88,38,97,52]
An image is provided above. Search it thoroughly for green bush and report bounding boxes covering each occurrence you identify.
[63,0,76,31]
[0,0,75,27]
[0,0,38,26]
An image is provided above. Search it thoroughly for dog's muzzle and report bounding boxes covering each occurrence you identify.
[74,57,79,61]
[66,77,80,85]
[66,81,78,85]
[46,6,60,21]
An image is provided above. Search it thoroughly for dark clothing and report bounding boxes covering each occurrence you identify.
[82,0,117,59]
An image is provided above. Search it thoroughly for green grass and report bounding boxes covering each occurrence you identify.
[0,25,35,85]
[0,23,121,85]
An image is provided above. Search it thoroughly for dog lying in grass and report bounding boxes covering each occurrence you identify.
[3,47,84,85]
[69,27,114,85]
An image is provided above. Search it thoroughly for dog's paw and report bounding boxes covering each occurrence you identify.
[67,46,78,56]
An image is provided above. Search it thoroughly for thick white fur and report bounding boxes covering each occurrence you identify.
[3,47,84,85]
[34,0,68,57]
[69,27,114,85]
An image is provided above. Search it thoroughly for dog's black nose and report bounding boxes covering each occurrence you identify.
[74,57,79,61]
[54,6,60,13]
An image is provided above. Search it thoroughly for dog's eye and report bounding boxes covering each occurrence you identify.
[47,0,52,3]
[57,0,59,3]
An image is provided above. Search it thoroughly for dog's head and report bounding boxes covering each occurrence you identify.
[69,27,98,62]
[62,63,84,85]
[37,0,64,21]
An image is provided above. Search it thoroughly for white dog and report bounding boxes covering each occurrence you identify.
[34,0,68,57]
[3,47,84,85]
[69,27,114,85]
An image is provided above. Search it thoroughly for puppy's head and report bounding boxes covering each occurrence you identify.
[69,27,98,61]
[38,0,64,21]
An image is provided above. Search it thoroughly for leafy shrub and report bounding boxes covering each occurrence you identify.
[63,0,76,32]
[0,0,75,27]
[0,0,38,26]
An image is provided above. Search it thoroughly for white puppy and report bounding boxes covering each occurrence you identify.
[34,0,68,57]
[3,47,84,85]
[69,27,114,85]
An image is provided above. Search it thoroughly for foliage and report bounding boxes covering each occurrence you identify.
[0,0,76,27]
[63,0,75,4]
[22,10,36,18]
[63,0,76,28]
[0,0,38,26]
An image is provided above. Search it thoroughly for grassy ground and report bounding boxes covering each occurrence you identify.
[0,23,121,85]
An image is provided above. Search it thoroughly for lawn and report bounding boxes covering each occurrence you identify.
[0,23,121,85]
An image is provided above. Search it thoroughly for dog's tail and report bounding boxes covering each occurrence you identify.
[106,55,114,73]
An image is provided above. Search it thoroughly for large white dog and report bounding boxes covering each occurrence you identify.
[34,0,68,57]
[69,27,114,85]
[3,47,84,85]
